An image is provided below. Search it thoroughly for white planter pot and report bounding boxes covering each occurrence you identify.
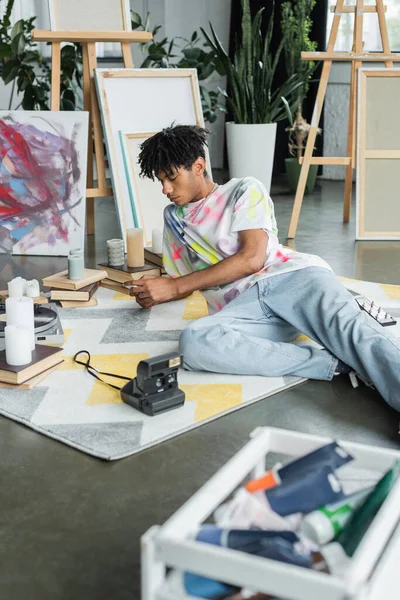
[225,122,277,194]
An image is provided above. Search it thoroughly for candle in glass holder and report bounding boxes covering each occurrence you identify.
[152,229,163,254]
[8,277,25,298]
[5,325,32,366]
[6,296,35,350]
[126,228,144,268]
[107,239,125,267]
[68,254,84,280]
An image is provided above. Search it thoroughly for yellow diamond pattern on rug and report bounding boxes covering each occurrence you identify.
[181,384,243,422]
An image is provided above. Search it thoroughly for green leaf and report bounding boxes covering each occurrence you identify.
[201,87,212,109]
[11,32,25,55]
[17,73,30,92]
[161,57,169,68]
[33,85,45,100]
[281,96,293,126]
[2,59,20,85]
[0,42,11,59]
[131,11,142,28]
[191,31,198,43]
[182,47,202,62]
[10,19,24,41]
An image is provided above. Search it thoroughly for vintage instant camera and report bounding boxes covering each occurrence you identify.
[120,352,185,416]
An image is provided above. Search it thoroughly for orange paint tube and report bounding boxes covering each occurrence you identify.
[245,470,280,493]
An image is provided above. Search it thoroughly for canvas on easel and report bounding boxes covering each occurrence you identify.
[33,23,152,236]
[356,69,400,240]
[287,0,400,239]
[48,0,131,31]
[119,132,169,248]
[95,68,208,246]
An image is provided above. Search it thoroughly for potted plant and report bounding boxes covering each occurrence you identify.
[201,0,304,194]
[281,0,320,194]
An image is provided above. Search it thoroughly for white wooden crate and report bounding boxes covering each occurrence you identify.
[141,427,400,600]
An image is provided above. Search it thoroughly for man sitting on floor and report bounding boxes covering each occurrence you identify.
[132,124,400,412]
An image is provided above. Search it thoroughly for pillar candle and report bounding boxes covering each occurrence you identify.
[152,229,163,254]
[24,279,40,298]
[68,254,84,280]
[6,296,35,350]
[5,325,32,366]
[126,228,144,268]
[8,277,25,298]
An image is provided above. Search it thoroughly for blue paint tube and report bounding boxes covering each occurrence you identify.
[278,441,354,481]
[265,465,345,517]
[182,526,311,598]
[246,441,353,494]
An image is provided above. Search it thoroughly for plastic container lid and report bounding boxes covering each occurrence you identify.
[300,511,335,545]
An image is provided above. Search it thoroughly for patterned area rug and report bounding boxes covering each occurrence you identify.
[0,276,399,460]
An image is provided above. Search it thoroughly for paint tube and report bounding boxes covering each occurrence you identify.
[265,465,344,517]
[337,461,400,557]
[194,525,311,567]
[166,569,238,600]
[181,525,312,598]
[246,441,353,493]
[300,487,373,545]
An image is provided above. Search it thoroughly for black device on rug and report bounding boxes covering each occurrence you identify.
[73,350,185,417]
[354,296,397,327]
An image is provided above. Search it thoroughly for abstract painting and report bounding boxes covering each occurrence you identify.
[0,111,88,256]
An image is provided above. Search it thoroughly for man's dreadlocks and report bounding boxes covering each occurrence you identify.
[138,124,210,180]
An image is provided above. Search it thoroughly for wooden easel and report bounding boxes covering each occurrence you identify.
[287,0,400,239]
[32,30,152,235]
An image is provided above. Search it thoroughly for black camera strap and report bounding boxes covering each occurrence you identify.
[73,350,131,391]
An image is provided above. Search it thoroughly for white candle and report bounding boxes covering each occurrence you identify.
[126,228,144,268]
[24,279,40,298]
[6,297,35,350]
[5,325,32,366]
[152,229,163,254]
[8,277,25,298]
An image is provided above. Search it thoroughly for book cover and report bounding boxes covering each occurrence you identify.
[42,269,107,291]
[144,247,163,267]
[59,298,98,308]
[98,263,160,284]
[0,361,63,389]
[50,281,99,301]
[0,345,64,385]
[100,279,131,295]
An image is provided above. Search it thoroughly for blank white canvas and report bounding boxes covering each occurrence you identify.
[120,133,169,247]
[48,0,131,31]
[95,69,205,245]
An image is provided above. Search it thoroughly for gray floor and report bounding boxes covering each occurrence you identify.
[1,178,400,600]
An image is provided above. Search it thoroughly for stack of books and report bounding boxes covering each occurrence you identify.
[144,247,166,275]
[0,345,64,388]
[42,268,108,307]
[98,262,161,295]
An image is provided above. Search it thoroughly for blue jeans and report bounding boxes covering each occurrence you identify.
[179,267,400,412]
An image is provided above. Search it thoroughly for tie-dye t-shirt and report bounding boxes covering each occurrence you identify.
[163,176,331,313]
